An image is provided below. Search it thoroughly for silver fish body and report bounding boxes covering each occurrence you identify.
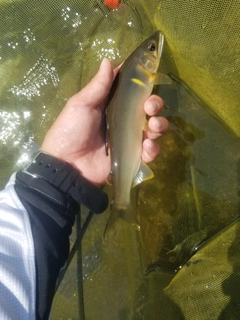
[106,30,164,230]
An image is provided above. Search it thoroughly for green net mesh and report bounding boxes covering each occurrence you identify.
[0,0,240,319]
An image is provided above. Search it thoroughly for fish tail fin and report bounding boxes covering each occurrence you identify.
[104,203,139,238]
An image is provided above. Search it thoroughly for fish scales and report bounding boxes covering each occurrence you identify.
[105,30,164,234]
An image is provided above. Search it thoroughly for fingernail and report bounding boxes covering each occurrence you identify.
[99,58,109,71]
[153,117,163,130]
[149,101,160,114]
[145,138,153,148]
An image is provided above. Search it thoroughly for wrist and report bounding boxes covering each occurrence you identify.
[23,152,108,214]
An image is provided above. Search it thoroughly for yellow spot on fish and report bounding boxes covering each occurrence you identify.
[131,78,146,87]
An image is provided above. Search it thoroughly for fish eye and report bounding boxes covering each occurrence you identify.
[148,42,156,51]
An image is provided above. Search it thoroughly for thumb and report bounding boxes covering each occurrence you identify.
[72,58,114,109]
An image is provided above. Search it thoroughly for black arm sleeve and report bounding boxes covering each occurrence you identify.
[14,171,80,320]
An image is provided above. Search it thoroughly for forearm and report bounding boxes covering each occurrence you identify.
[0,173,36,320]
[0,172,78,320]
[14,171,79,320]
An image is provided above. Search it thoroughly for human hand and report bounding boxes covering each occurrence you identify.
[40,58,168,185]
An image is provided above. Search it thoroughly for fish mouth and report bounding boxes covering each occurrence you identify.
[158,31,164,58]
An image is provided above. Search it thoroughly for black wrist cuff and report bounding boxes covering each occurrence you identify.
[23,152,108,214]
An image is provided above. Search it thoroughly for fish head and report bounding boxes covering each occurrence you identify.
[137,30,164,75]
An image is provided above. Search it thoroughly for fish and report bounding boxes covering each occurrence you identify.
[105,30,169,234]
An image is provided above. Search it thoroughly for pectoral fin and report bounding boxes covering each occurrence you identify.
[132,161,154,188]
[153,73,172,85]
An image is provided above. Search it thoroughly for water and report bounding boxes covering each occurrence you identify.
[1,1,240,319]
[51,76,240,319]
[0,0,143,187]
